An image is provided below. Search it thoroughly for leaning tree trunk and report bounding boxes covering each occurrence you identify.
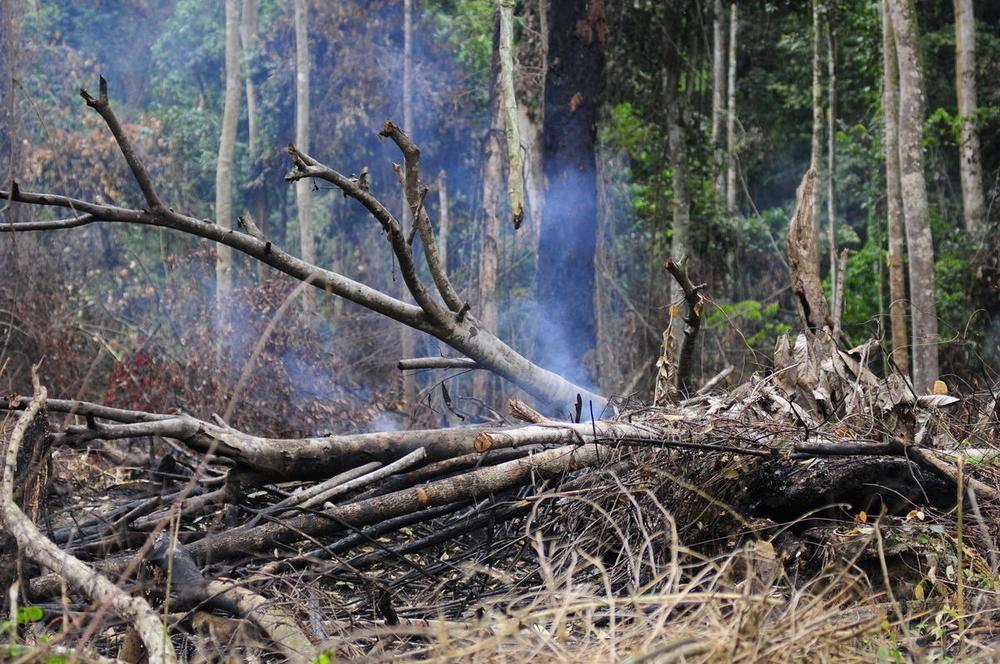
[953,0,984,234]
[882,0,909,375]
[215,0,240,317]
[294,0,314,313]
[535,0,605,388]
[887,0,939,393]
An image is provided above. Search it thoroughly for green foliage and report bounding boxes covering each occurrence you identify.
[706,300,792,349]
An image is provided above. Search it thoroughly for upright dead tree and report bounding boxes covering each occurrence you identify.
[787,167,832,333]
[294,0,315,312]
[399,0,418,409]
[887,0,939,392]
[882,0,909,374]
[215,0,241,313]
[953,0,984,233]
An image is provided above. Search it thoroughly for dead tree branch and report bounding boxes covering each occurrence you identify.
[0,379,178,664]
[0,80,603,410]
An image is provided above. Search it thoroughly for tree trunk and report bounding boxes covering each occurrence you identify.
[953,0,984,233]
[437,171,450,272]
[535,0,604,388]
[826,22,838,316]
[887,0,939,392]
[810,0,823,248]
[240,0,267,280]
[476,15,504,402]
[725,1,738,214]
[399,0,417,410]
[711,0,726,200]
[294,0,314,312]
[666,68,690,355]
[215,0,240,317]
[882,0,909,375]
[498,0,524,228]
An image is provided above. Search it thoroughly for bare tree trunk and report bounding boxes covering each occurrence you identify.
[399,0,417,410]
[953,0,984,233]
[294,0,314,312]
[215,0,240,316]
[476,15,504,402]
[882,0,909,374]
[711,0,726,200]
[826,21,838,316]
[725,1,738,214]
[240,0,259,166]
[887,0,939,392]
[240,0,266,280]
[498,0,524,228]
[666,68,690,355]
[810,0,824,247]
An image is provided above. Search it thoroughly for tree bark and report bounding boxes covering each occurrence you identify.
[535,0,605,387]
[498,0,525,228]
[725,2,738,214]
[887,0,939,392]
[476,16,504,401]
[711,0,726,200]
[215,0,240,314]
[400,0,417,409]
[953,0,984,233]
[810,0,824,249]
[666,68,690,356]
[882,0,909,375]
[787,167,832,333]
[826,22,838,316]
[294,0,315,312]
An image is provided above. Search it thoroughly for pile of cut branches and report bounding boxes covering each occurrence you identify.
[1,325,997,662]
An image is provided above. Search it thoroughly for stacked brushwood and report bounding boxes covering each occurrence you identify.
[1,328,997,661]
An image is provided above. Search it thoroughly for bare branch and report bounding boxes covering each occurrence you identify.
[397,357,481,371]
[379,121,467,312]
[80,77,163,210]
[285,143,449,325]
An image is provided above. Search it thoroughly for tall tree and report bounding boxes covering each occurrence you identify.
[810,0,824,243]
[215,0,241,314]
[535,0,605,387]
[400,0,417,409]
[887,0,939,392]
[725,2,738,213]
[882,0,909,375]
[665,68,690,356]
[711,0,726,199]
[826,19,839,316]
[498,0,525,228]
[476,11,503,401]
[294,0,314,312]
[953,0,984,233]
